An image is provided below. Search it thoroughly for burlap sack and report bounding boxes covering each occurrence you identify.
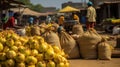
[31,26,40,36]
[43,31,61,49]
[52,23,59,32]
[77,29,102,59]
[68,42,80,59]
[59,31,80,59]
[98,41,112,60]
[72,24,84,35]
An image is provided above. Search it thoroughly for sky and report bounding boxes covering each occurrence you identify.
[30,0,89,9]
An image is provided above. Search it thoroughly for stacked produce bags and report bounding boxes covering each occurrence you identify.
[22,23,114,60]
[77,28,114,60]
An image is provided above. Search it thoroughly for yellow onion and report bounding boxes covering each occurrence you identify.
[14,40,22,46]
[46,60,55,67]
[0,37,6,44]
[18,46,26,53]
[3,46,9,52]
[15,53,25,63]
[31,49,39,56]
[29,40,39,49]
[64,62,70,67]
[52,46,61,54]
[19,37,28,45]
[27,65,35,67]
[0,43,3,52]
[10,46,18,52]
[0,53,6,61]
[56,62,65,67]
[16,62,25,67]
[35,54,44,61]
[4,59,15,67]
[6,50,16,59]
[53,54,62,63]
[36,61,46,67]
[6,38,14,47]
[23,49,31,56]
[45,47,55,60]
[38,42,48,53]
[25,56,37,65]
[11,34,19,41]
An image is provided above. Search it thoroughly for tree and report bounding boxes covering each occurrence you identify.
[16,0,31,5]
[16,0,43,12]
[31,4,43,12]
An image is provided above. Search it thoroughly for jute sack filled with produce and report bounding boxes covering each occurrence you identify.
[42,31,61,49]
[98,38,113,60]
[31,26,40,36]
[59,31,80,59]
[72,24,84,35]
[77,28,102,59]
[51,22,59,32]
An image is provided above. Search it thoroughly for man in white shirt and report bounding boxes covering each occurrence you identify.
[86,1,96,29]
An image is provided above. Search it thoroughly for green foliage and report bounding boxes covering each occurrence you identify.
[16,0,43,12]
[16,0,31,5]
[31,4,43,12]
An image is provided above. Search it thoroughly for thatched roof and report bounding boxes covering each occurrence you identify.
[11,8,51,16]
[11,8,57,16]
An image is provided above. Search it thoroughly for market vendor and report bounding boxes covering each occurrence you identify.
[86,1,96,29]
[58,15,65,26]
[3,12,20,30]
[73,13,79,23]
[1,14,8,29]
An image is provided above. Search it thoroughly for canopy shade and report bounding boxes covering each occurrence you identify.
[59,6,80,13]
[10,8,52,16]
[11,8,41,16]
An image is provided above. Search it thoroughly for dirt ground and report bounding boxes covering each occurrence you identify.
[69,58,120,67]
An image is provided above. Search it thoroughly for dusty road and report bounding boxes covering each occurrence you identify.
[69,58,120,67]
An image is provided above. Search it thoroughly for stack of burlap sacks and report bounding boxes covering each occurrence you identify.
[28,23,114,60]
[73,24,114,60]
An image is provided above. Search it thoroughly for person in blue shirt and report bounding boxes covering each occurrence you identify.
[28,17,34,25]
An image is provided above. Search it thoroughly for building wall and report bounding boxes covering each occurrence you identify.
[89,0,120,6]
[90,0,120,22]
[41,7,57,13]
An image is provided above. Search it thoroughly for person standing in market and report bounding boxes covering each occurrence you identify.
[3,12,18,30]
[1,14,8,29]
[46,15,52,24]
[28,16,34,25]
[86,1,96,29]
[58,15,65,26]
[73,12,80,24]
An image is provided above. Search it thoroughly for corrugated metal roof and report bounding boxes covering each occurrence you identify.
[99,1,120,5]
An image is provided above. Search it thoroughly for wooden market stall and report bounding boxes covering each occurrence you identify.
[98,1,120,22]
[0,0,25,28]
